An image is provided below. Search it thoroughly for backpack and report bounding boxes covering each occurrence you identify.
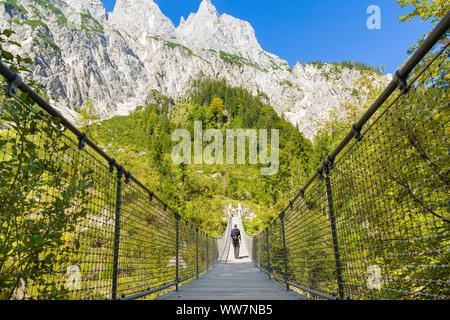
[231,228,240,244]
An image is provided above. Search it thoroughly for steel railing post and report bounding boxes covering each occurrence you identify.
[280,212,289,291]
[206,237,209,270]
[111,167,123,300]
[324,165,345,300]
[266,230,271,279]
[259,238,262,271]
[175,213,180,291]
[196,228,199,279]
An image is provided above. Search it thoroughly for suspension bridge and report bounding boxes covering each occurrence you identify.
[0,12,449,301]
[158,216,306,300]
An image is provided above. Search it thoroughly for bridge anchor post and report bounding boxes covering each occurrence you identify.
[196,228,199,280]
[266,229,271,279]
[206,237,209,271]
[112,167,123,300]
[280,211,289,291]
[175,212,180,291]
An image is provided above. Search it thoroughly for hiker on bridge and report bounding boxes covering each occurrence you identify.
[230,224,241,259]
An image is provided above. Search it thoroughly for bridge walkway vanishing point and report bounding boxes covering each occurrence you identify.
[158,217,307,300]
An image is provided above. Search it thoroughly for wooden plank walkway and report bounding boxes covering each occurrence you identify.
[158,217,307,300]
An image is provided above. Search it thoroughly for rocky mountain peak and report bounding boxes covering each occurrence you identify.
[198,0,219,17]
[108,0,175,38]
[175,0,264,64]
[0,0,389,139]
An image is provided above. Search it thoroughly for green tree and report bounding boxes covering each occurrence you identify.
[0,29,32,73]
[76,98,100,139]
[396,0,449,83]
[0,79,94,301]
[1,27,95,300]
[206,97,225,125]
[397,0,449,24]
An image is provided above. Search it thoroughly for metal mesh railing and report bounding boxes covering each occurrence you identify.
[244,13,449,300]
[0,64,230,300]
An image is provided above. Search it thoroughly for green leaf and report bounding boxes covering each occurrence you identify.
[45,253,56,261]
[8,41,21,48]
[22,57,33,64]
[1,50,14,61]
[2,29,15,37]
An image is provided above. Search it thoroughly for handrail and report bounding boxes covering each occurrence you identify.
[244,11,449,300]
[120,218,232,300]
[277,10,450,223]
[0,58,226,300]
[0,8,448,301]
[0,60,187,221]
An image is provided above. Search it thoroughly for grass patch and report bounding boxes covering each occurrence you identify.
[29,5,47,20]
[164,41,192,54]
[305,60,381,75]
[259,51,287,71]
[280,80,293,88]
[56,14,68,25]
[31,0,62,15]
[37,31,60,52]
[80,12,104,34]
[10,18,48,30]
[305,61,325,69]
[219,51,262,71]
[164,41,210,63]
[1,0,28,14]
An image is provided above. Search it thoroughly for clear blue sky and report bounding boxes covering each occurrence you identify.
[100,0,435,74]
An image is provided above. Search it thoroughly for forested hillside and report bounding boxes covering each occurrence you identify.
[83,79,316,236]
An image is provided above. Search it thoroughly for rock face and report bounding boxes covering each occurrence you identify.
[0,0,390,139]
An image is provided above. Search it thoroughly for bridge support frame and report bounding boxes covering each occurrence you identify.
[196,228,199,280]
[112,167,123,300]
[323,164,345,300]
[175,212,180,291]
[280,212,289,291]
[259,237,262,272]
[206,237,209,271]
[265,230,271,279]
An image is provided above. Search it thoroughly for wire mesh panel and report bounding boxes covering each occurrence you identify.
[244,30,449,300]
[62,140,117,300]
[0,88,117,299]
[177,218,198,282]
[115,180,177,299]
[217,219,232,262]
[0,73,229,300]
[267,219,287,281]
[286,181,340,298]
[329,46,449,300]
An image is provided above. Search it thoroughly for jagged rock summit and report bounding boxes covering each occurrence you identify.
[176,0,275,68]
[0,0,389,139]
[109,0,176,38]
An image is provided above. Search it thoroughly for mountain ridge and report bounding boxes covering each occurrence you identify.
[0,0,390,139]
